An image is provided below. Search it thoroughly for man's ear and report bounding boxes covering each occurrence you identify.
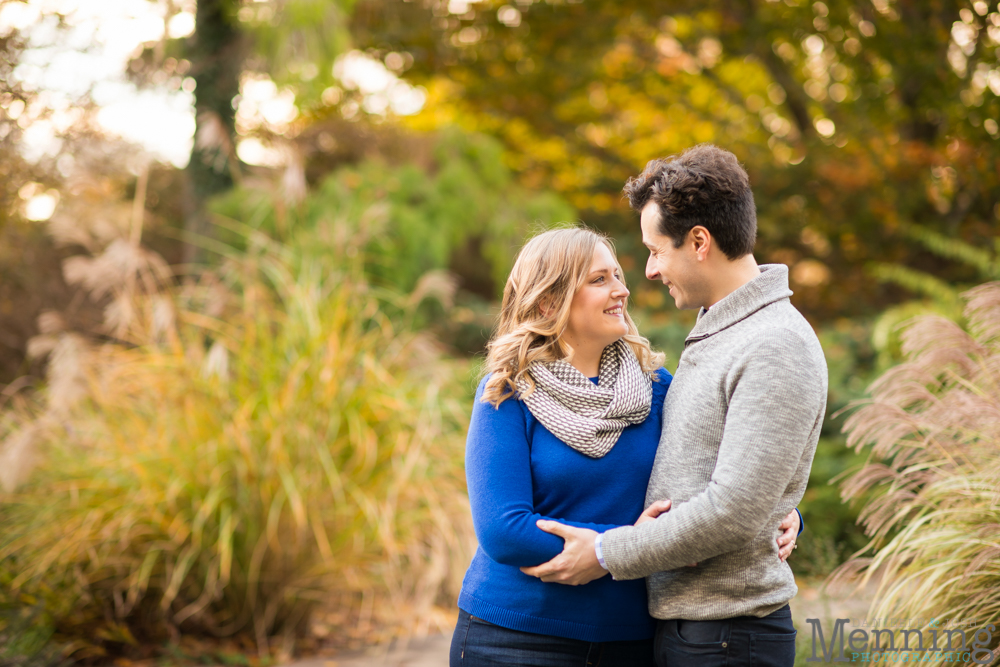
[689,226,712,261]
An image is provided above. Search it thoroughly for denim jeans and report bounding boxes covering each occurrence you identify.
[450,608,655,667]
[653,604,796,667]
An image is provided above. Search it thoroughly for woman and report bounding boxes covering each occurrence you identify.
[451,228,797,666]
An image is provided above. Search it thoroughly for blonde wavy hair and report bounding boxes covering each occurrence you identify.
[482,227,664,406]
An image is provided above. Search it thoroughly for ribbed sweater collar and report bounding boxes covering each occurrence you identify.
[686,264,793,343]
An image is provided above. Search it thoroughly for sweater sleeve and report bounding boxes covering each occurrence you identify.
[601,331,824,579]
[466,380,626,568]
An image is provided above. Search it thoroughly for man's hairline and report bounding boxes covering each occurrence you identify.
[640,203,755,261]
[640,202,698,252]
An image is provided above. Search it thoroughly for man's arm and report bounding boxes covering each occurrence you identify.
[518,499,676,585]
[600,331,824,580]
[521,503,798,583]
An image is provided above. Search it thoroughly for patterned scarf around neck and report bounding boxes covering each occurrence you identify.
[518,339,652,458]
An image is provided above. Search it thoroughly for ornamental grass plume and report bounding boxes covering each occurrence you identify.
[833,282,1000,665]
[0,217,475,659]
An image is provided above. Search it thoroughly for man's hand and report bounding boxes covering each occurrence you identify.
[777,509,799,561]
[519,522,608,586]
[635,499,671,526]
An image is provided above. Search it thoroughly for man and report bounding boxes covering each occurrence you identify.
[521,144,827,667]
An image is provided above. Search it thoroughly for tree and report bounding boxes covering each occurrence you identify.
[180,0,247,266]
[136,0,356,265]
[351,0,1000,321]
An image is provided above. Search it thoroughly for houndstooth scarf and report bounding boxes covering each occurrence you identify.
[518,339,652,458]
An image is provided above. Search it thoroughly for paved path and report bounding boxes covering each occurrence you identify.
[290,634,450,667]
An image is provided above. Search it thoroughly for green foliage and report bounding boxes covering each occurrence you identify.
[871,227,1000,369]
[0,599,66,667]
[871,226,1000,307]
[211,130,575,299]
[833,282,1000,665]
[0,222,475,657]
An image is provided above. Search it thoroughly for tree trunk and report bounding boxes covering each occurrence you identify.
[182,0,245,267]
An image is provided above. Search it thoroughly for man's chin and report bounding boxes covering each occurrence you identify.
[672,299,700,311]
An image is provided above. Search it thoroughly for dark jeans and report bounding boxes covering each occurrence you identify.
[654,604,796,667]
[450,608,655,667]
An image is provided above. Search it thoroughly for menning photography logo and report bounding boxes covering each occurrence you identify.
[806,617,999,664]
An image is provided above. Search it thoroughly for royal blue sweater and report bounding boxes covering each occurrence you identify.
[457,368,672,642]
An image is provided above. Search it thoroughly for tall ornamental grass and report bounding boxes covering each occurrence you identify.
[834,282,1000,665]
[0,222,475,659]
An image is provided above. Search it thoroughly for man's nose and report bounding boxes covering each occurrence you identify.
[645,256,659,281]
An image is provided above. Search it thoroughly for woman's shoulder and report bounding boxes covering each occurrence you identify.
[651,367,672,401]
[651,366,672,384]
[473,373,524,412]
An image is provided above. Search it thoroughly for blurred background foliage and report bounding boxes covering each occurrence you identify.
[0,0,998,661]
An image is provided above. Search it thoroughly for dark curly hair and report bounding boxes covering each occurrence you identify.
[623,144,756,259]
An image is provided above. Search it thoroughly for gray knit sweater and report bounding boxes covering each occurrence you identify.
[601,264,827,620]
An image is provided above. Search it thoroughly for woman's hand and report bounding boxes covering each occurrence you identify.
[635,499,671,526]
[777,509,800,561]
[520,522,607,585]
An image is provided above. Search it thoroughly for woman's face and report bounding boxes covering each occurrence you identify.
[562,243,630,355]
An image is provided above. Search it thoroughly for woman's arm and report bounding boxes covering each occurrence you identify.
[465,382,623,568]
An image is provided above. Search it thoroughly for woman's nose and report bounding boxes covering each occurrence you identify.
[612,279,629,298]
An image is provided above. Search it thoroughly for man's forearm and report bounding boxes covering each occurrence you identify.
[600,485,779,580]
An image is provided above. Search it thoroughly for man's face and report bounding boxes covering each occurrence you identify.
[640,202,706,310]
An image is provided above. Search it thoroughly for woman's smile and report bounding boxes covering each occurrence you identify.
[604,303,624,317]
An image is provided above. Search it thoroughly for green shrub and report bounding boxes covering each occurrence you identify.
[0,223,475,659]
[833,282,1000,665]
[210,130,576,299]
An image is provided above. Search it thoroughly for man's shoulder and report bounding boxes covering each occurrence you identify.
[744,301,820,345]
[727,302,826,371]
